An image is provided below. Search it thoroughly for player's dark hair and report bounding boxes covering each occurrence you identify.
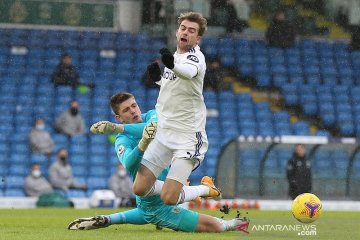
[110,92,134,114]
[178,12,207,36]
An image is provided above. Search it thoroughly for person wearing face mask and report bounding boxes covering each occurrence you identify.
[24,163,53,197]
[49,148,88,192]
[108,164,135,207]
[54,100,86,137]
[29,118,54,158]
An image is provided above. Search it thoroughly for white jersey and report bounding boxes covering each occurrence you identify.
[155,45,207,133]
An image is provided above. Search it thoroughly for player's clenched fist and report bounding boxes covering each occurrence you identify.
[159,48,174,69]
[138,122,157,152]
[90,121,124,134]
[147,62,161,82]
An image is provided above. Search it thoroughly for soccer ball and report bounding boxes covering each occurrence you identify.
[291,193,322,224]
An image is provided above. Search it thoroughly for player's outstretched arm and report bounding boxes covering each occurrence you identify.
[90,121,124,134]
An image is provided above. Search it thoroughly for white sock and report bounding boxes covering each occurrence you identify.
[176,185,209,204]
[215,217,240,231]
[143,180,164,196]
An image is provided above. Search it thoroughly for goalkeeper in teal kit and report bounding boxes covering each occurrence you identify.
[68,92,249,233]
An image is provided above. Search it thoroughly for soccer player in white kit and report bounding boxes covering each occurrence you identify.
[133,12,221,205]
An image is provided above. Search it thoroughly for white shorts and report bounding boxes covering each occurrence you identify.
[141,126,208,184]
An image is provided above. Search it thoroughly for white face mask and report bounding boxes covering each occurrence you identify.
[32,170,41,178]
[36,124,45,130]
[118,170,127,177]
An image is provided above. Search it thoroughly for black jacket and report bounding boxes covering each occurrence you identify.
[52,63,80,87]
[286,153,312,199]
[266,19,295,48]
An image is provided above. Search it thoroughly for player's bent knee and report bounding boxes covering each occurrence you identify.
[133,183,147,196]
[160,191,178,205]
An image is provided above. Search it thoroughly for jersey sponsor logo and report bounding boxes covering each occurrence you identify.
[163,69,177,81]
[118,145,125,156]
[187,55,199,63]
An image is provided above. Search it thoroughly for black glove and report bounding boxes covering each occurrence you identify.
[159,48,174,69]
[147,62,161,82]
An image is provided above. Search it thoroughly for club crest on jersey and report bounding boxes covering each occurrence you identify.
[118,145,125,156]
[187,55,199,63]
[171,207,181,213]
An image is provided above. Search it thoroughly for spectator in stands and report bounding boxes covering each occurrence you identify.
[54,100,86,137]
[108,164,136,207]
[49,148,87,192]
[286,144,312,200]
[204,58,229,91]
[336,6,349,30]
[265,9,296,48]
[210,0,248,34]
[51,53,80,88]
[349,25,360,51]
[142,0,164,24]
[24,163,53,197]
[29,118,54,158]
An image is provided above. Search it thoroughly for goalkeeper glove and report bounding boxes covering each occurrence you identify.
[138,122,157,152]
[159,48,174,69]
[90,121,124,134]
[147,62,161,82]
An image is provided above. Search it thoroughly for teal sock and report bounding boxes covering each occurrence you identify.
[108,208,147,225]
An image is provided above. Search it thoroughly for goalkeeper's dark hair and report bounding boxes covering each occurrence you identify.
[110,92,134,114]
[178,12,207,36]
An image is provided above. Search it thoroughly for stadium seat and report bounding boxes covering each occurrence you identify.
[72,164,88,178]
[293,121,310,136]
[67,190,86,198]
[87,177,108,190]
[30,154,48,166]
[4,189,25,197]
[8,164,28,176]
[5,176,24,189]
[89,166,109,178]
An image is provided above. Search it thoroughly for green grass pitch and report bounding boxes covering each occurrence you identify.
[0,208,358,240]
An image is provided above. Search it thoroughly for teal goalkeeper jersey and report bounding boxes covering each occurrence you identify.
[114,109,168,206]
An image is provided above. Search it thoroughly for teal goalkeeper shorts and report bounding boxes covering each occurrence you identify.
[138,202,199,232]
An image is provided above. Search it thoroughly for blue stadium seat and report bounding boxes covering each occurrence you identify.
[5,189,25,197]
[272,74,288,87]
[87,177,107,190]
[5,176,24,189]
[315,130,330,137]
[70,144,87,155]
[275,122,292,135]
[8,164,28,176]
[255,73,271,87]
[293,121,310,136]
[30,154,48,165]
[67,189,86,198]
[89,166,109,178]
[0,163,7,177]
[72,164,88,178]
[53,134,69,148]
